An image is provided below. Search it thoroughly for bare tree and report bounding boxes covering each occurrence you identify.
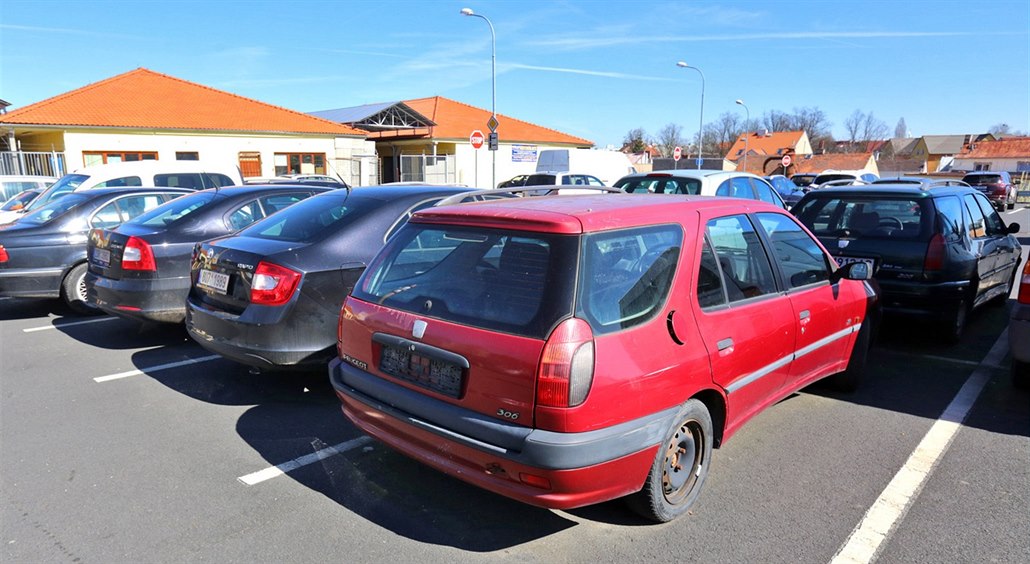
[655,123,684,158]
[762,110,792,132]
[844,110,889,151]
[895,117,907,138]
[707,112,745,158]
[790,106,832,143]
[623,128,649,153]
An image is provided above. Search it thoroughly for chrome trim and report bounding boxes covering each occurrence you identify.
[726,323,861,395]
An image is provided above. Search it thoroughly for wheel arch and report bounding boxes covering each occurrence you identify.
[691,388,726,447]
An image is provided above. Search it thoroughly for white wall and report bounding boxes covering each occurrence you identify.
[951,157,1027,173]
[454,142,590,188]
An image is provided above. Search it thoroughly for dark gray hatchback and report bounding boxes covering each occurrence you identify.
[793,184,1021,340]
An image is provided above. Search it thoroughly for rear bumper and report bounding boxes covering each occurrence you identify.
[0,267,63,298]
[329,357,674,509]
[185,298,332,369]
[1010,302,1030,364]
[876,278,968,318]
[87,272,190,323]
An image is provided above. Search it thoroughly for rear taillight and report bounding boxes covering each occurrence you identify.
[0,244,7,263]
[122,236,156,271]
[537,318,594,408]
[924,233,945,272]
[1018,260,1030,305]
[250,261,301,306]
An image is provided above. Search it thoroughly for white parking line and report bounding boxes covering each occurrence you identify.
[93,355,221,383]
[23,317,117,333]
[238,436,373,486]
[830,329,1008,564]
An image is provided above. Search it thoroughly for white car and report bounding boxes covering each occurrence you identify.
[0,175,56,201]
[613,169,787,208]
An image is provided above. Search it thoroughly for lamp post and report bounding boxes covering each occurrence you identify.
[676,61,705,170]
[461,8,497,188]
[735,99,750,172]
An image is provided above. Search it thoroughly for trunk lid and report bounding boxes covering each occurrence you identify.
[190,237,304,314]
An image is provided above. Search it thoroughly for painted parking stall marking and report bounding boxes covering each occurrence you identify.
[830,330,1008,564]
[94,354,221,383]
[237,436,373,486]
[23,317,118,333]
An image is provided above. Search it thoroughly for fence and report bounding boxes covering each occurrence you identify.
[398,154,456,184]
[1,151,66,177]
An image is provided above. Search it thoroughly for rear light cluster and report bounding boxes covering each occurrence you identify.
[0,244,7,263]
[537,318,595,408]
[122,236,156,271]
[1018,260,1030,305]
[251,261,301,306]
[923,233,945,272]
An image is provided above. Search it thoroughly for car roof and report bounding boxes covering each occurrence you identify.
[196,184,333,196]
[413,193,786,234]
[798,184,976,198]
[64,186,194,198]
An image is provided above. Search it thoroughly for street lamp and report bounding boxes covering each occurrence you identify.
[461,8,497,188]
[735,99,750,172]
[676,61,705,170]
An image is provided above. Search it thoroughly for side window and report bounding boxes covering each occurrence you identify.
[578,225,683,333]
[751,178,780,206]
[205,173,236,187]
[259,193,307,215]
[586,176,604,186]
[227,200,264,231]
[89,201,126,228]
[697,237,726,308]
[117,195,165,221]
[972,193,1006,235]
[96,176,142,188]
[705,214,778,302]
[715,179,732,197]
[717,177,754,199]
[962,194,986,238]
[154,173,203,189]
[933,196,965,242]
[756,212,831,288]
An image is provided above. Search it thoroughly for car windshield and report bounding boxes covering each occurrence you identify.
[794,196,930,240]
[791,175,816,187]
[26,174,88,211]
[18,192,92,225]
[963,174,1002,185]
[814,174,857,184]
[236,191,378,243]
[130,191,218,227]
[617,176,701,195]
[0,190,40,211]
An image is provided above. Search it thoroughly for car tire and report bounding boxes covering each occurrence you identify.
[628,399,712,523]
[1014,359,1030,390]
[942,299,969,343]
[61,263,99,315]
[829,322,870,392]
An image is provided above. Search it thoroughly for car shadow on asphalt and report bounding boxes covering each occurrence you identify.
[0,297,82,321]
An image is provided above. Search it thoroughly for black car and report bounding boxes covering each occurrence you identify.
[184,185,481,371]
[86,184,330,323]
[0,187,190,313]
[793,184,1022,340]
[764,174,806,207]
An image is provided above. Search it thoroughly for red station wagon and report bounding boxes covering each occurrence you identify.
[329,193,878,522]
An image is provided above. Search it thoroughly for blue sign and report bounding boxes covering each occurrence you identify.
[512,144,537,163]
[695,158,703,167]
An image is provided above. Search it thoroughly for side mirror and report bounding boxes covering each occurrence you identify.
[831,260,874,283]
[1008,222,1021,234]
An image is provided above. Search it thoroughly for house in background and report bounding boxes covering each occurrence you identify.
[911,133,995,173]
[877,137,923,175]
[311,96,592,187]
[0,68,377,184]
[725,130,812,175]
[791,152,880,178]
[951,137,1030,175]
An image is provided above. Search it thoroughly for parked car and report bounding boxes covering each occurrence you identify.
[792,184,1022,340]
[872,177,970,189]
[764,174,806,207]
[1010,257,1029,389]
[790,173,818,189]
[961,171,1018,211]
[614,170,787,209]
[86,184,330,324]
[184,185,487,371]
[330,192,878,522]
[0,189,44,224]
[3,160,242,225]
[0,187,190,312]
[497,175,530,189]
[0,175,56,202]
[811,171,877,189]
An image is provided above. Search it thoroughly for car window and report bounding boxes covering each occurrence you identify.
[154,173,205,189]
[696,237,726,308]
[962,194,987,238]
[933,196,965,242]
[578,225,683,334]
[239,193,378,243]
[95,176,142,188]
[972,192,1006,235]
[755,212,831,288]
[90,194,167,228]
[383,198,444,241]
[619,177,701,195]
[795,197,927,240]
[259,193,309,215]
[705,214,778,302]
[525,174,557,186]
[135,191,216,227]
[20,193,91,224]
[586,176,605,186]
[715,177,754,199]
[227,200,265,231]
[751,178,780,206]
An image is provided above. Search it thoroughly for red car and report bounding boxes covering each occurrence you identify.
[329,192,878,522]
[962,171,1018,211]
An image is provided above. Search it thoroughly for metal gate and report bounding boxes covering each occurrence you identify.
[1,151,67,176]
[398,154,455,184]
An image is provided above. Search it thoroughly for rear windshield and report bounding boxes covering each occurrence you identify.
[354,225,578,339]
[236,192,378,243]
[794,196,930,240]
[791,175,816,187]
[130,191,217,227]
[617,176,701,195]
[814,174,856,184]
[962,174,1002,186]
[28,174,88,211]
[19,193,92,225]
[524,174,557,186]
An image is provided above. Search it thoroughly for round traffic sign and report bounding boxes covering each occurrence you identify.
[470,130,485,149]
[781,154,792,168]
[673,146,682,161]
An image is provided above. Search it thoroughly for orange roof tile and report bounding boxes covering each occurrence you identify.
[792,152,875,174]
[403,96,592,146]
[726,130,806,161]
[0,68,364,136]
[957,137,1030,158]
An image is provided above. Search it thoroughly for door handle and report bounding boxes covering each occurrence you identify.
[717,338,734,351]
[799,310,810,320]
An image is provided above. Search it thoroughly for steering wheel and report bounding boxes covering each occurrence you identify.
[632,247,670,273]
[878,217,904,229]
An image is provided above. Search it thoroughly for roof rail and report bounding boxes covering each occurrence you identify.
[436,185,623,207]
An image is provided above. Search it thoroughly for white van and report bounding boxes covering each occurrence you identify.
[3,161,242,224]
[535,148,637,186]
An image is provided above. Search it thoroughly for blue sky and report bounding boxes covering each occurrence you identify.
[2,0,1028,148]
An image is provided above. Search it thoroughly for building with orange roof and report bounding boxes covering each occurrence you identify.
[312,96,595,186]
[724,130,812,168]
[0,68,377,183]
[951,137,1030,174]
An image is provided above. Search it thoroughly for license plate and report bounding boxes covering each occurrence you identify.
[379,344,463,398]
[197,269,230,294]
[836,256,875,270]
[92,248,111,267]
